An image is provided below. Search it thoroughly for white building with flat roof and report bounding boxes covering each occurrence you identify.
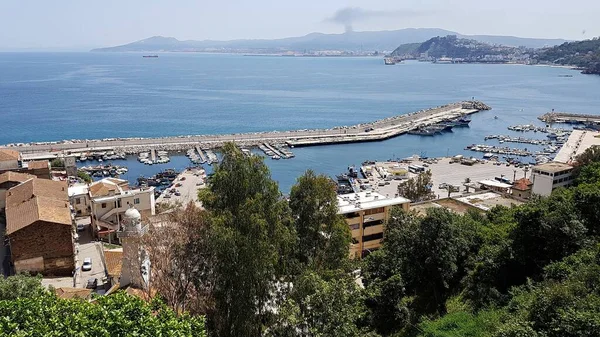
[337,191,410,259]
[531,162,574,196]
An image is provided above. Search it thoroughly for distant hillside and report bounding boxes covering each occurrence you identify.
[92,29,568,53]
[391,35,523,61]
[537,37,600,75]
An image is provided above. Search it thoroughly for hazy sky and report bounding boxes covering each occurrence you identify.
[0,0,598,50]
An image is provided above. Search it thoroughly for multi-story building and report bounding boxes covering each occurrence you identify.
[531,162,574,196]
[86,178,155,241]
[0,149,21,171]
[0,149,51,179]
[5,177,75,276]
[337,191,410,259]
[68,183,90,217]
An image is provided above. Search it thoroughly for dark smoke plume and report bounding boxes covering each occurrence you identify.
[325,7,433,33]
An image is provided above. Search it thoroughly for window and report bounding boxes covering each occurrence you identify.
[363,219,384,229]
[101,203,106,208]
[75,198,81,205]
[364,207,385,215]
[363,232,384,242]
[134,198,140,205]
[345,212,360,219]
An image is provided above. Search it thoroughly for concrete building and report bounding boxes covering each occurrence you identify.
[554,130,600,164]
[5,178,75,276]
[0,172,35,211]
[478,180,512,194]
[337,191,410,259]
[0,149,21,171]
[68,184,90,217]
[0,149,51,179]
[531,162,574,197]
[87,178,155,240]
[511,178,533,199]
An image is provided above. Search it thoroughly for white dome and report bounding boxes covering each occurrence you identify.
[124,207,141,221]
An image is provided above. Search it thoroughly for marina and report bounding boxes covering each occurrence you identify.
[539,111,600,125]
[3,101,491,157]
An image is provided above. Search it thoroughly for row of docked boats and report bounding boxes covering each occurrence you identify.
[77,151,126,162]
[138,151,171,165]
[186,148,218,165]
[79,164,128,178]
[408,116,471,136]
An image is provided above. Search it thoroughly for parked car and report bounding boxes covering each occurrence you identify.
[82,257,92,271]
[175,191,181,196]
[76,223,85,232]
[180,177,186,181]
[86,278,98,289]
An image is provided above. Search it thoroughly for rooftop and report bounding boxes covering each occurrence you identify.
[0,149,20,162]
[337,191,410,214]
[25,160,50,170]
[68,183,89,197]
[478,180,512,189]
[0,171,35,186]
[533,161,573,173]
[89,178,129,198]
[512,178,533,191]
[5,178,72,235]
[54,287,92,300]
[555,130,600,164]
[104,249,123,277]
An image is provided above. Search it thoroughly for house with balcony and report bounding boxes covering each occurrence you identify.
[87,178,155,242]
[338,191,410,259]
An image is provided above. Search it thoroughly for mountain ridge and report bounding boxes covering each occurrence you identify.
[92,29,569,53]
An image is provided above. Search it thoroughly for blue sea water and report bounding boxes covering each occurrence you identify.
[1,52,600,191]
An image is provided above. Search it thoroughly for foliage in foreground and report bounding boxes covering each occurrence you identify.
[0,289,206,337]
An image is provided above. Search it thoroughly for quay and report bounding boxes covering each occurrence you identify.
[150,149,157,163]
[539,111,600,124]
[3,101,491,158]
[195,146,207,163]
[263,143,286,159]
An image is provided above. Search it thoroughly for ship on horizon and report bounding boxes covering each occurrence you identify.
[142,55,159,58]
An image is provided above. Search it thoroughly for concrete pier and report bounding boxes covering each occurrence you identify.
[539,112,600,124]
[150,149,157,163]
[263,143,285,158]
[195,146,207,163]
[5,101,490,157]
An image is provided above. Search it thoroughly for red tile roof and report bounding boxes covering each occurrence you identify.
[512,178,533,191]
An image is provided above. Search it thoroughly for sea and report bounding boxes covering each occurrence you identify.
[1,52,600,192]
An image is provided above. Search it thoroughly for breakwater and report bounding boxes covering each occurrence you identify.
[4,101,490,158]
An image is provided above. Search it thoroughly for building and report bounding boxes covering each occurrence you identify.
[5,177,75,276]
[511,178,533,199]
[0,172,35,210]
[0,149,21,171]
[0,149,51,179]
[68,183,90,217]
[337,191,410,259]
[478,179,512,194]
[531,162,574,196]
[117,207,150,289]
[87,178,155,241]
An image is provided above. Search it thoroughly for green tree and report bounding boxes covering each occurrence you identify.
[198,142,294,337]
[289,170,351,272]
[0,289,206,336]
[0,274,46,301]
[269,271,367,337]
[50,158,64,168]
[397,170,435,202]
[77,170,92,183]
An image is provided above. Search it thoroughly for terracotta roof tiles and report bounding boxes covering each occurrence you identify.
[0,149,20,162]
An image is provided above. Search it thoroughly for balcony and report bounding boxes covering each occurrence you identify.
[117,225,149,239]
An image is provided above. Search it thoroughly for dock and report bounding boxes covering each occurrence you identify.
[150,149,157,164]
[264,143,286,159]
[539,112,600,124]
[5,101,491,157]
[195,146,207,163]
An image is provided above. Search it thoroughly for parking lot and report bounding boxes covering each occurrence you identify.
[359,157,529,199]
[156,168,206,207]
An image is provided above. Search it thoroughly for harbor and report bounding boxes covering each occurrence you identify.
[3,101,491,158]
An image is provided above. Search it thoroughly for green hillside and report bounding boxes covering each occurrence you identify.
[537,37,600,74]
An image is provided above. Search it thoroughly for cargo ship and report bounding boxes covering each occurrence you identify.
[143,55,158,58]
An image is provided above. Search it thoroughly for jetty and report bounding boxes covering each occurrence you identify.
[4,101,491,158]
[150,149,157,163]
[539,112,600,124]
[195,146,207,163]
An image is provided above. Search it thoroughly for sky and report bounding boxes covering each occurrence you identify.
[0,0,598,50]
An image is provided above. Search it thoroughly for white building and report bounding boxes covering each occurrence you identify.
[531,162,574,196]
[68,178,155,241]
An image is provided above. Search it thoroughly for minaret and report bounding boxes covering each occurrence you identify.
[117,206,150,289]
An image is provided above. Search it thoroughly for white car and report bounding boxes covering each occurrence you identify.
[82,258,92,272]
